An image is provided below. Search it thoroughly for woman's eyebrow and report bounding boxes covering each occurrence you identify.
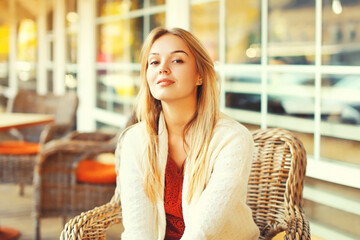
[171,50,189,56]
[149,50,189,56]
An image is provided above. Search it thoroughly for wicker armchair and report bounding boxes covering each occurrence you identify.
[0,90,78,195]
[34,131,119,240]
[60,128,310,240]
[8,89,78,142]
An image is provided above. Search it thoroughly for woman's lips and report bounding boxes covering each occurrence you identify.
[156,79,175,86]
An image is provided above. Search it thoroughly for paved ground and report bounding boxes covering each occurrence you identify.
[0,184,123,240]
[0,132,123,240]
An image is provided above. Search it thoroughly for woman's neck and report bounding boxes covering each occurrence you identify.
[162,100,197,137]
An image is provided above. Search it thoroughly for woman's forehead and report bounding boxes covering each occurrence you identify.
[149,34,191,55]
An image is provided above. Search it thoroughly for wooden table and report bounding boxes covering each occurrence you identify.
[0,113,54,239]
[0,113,54,131]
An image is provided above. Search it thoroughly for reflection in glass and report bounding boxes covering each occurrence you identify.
[97,17,142,63]
[96,70,139,114]
[97,0,132,16]
[268,72,315,118]
[268,0,315,65]
[66,0,78,63]
[150,13,165,33]
[17,18,37,90]
[225,0,261,64]
[191,2,219,62]
[0,23,9,88]
[225,74,261,112]
[321,74,360,125]
[320,74,360,165]
[226,92,261,112]
[267,72,316,157]
[150,0,165,6]
[47,70,53,92]
[130,17,144,63]
[130,0,144,10]
[0,21,8,111]
[322,0,360,65]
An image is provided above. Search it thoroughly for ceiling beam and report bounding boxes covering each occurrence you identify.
[16,0,39,17]
[0,1,9,23]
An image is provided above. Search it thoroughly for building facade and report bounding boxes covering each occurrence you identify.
[0,0,359,239]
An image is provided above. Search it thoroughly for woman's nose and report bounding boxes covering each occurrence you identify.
[159,63,170,75]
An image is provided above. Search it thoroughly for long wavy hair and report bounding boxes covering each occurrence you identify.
[136,27,220,203]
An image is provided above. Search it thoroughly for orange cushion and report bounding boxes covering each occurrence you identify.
[0,226,21,239]
[76,159,116,184]
[0,141,39,154]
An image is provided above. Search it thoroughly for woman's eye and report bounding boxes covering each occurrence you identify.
[173,59,184,63]
[149,60,159,65]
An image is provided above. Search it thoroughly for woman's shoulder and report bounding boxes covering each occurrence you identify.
[215,113,252,136]
[118,121,147,145]
[211,113,254,147]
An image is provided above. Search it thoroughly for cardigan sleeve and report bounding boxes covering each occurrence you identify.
[181,124,259,240]
[115,126,156,240]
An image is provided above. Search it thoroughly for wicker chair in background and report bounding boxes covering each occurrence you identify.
[33,131,119,240]
[60,128,311,240]
[0,90,78,195]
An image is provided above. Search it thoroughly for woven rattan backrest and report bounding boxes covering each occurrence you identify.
[11,90,78,123]
[10,90,78,142]
[247,128,307,239]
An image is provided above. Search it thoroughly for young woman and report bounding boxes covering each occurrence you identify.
[115,27,259,240]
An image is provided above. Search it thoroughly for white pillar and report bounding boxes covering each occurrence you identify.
[36,0,47,95]
[166,0,190,30]
[8,0,17,98]
[76,0,96,131]
[53,0,65,95]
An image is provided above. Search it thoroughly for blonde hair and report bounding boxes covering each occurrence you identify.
[136,27,220,203]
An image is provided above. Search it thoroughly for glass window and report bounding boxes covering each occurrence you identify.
[0,23,9,88]
[47,70,53,92]
[47,9,54,63]
[66,0,78,64]
[65,0,78,91]
[150,0,165,6]
[0,21,9,112]
[96,69,139,115]
[150,12,165,33]
[17,17,37,91]
[97,18,142,63]
[268,0,316,65]
[95,0,165,115]
[190,0,360,238]
[322,0,360,65]
[224,73,262,126]
[97,0,131,16]
[46,8,54,93]
[225,0,261,64]
[191,1,219,62]
[267,72,315,155]
[320,74,360,165]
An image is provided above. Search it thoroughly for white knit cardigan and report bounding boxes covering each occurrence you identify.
[115,113,260,240]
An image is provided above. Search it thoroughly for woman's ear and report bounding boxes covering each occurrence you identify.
[196,76,203,86]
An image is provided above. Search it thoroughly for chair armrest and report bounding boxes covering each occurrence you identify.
[265,204,310,240]
[39,123,73,144]
[67,131,118,143]
[284,205,311,240]
[60,197,122,240]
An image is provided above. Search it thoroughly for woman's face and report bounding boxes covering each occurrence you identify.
[146,34,201,104]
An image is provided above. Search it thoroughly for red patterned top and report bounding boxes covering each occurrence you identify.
[164,156,185,240]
